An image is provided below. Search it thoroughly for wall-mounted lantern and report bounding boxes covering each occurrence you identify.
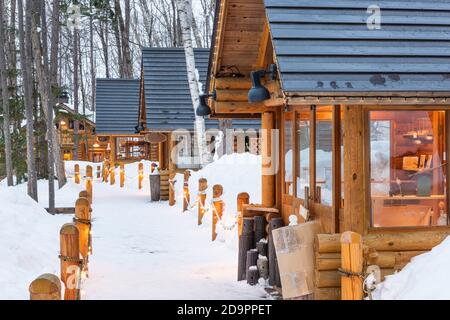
[196,91,216,117]
[248,64,278,103]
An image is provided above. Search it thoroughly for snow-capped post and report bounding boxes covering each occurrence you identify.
[74,197,91,271]
[340,231,364,300]
[29,274,62,300]
[59,223,82,300]
[74,164,80,184]
[176,0,209,167]
[198,178,208,225]
[110,162,116,185]
[183,170,191,212]
[138,163,144,190]
[86,165,93,204]
[212,184,224,241]
[169,171,177,206]
[246,249,259,284]
[238,218,255,281]
[268,217,283,287]
[120,163,125,188]
[237,192,250,236]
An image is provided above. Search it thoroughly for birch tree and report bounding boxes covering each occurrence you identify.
[176,0,209,166]
[0,0,13,186]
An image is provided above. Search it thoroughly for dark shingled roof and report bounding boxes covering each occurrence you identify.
[264,0,450,95]
[142,47,259,130]
[95,79,141,134]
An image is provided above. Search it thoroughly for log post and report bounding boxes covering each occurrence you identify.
[103,160,110,183]
[340,231,363,300]
[159,170,170,201]
[257,257,269,280]
[86,165,93,204]
[268,217,283,287]
[120,163,125,188]
[183,170,191,212]
[150,172,161,202]
[59,223,82,300]
[198,178,208,225]
[74,164,80,184]
[254,215,266,247]
[261,112,275,207]
[212,184,224,241]
[138,163,144,190]
[238,218,255,281]
[246,249,259,283]
[29,274,62,300]
[96,165,101,179]
[74,197,91,270]
[237,192,250,236]
[110,162,115,185]
[169,171,176,206]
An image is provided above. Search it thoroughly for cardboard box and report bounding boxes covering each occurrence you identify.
[272,221,322,299]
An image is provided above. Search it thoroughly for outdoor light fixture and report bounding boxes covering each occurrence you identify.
[196,91,216,117]
[134,123,145,134]
[93,143,100,148]
[248,64,278,103]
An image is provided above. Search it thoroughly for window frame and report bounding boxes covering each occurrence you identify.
[364,106,450,233]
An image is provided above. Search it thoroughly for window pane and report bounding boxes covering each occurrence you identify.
[284,114,294,195]
[296,110,310,199]
[370,110,448,228]
[316,106,333,206]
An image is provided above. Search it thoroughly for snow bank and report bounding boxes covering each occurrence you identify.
[373,236,450,300]
[0,186,69,299]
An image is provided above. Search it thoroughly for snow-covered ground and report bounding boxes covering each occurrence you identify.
[1,154,268,300]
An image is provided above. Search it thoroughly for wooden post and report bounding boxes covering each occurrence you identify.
[103,160,110,183]
[74,197,91,269]
[150,173,161,202]
[59,223,81,300]
[138,163,144,190]
[159,170,170,201]
[74,164,80,184]
[238,218,255,281]
[29,274,62,300]
[212,184,224,241]
[96,165,101,179]
[86,165,93,204]
[183,170,191,212]
[237,192,250,236]
[198,178,208,225]
[246,249,259,283]
[261,112,275,207]
[120,163,125,188]
[254,215,266,247]
[169,171,176,206]
[110,162,115,185]
[268,217,283,287]
[340,231,364,300]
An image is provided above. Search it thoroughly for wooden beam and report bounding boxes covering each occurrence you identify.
[213,101,275,114]
[261,112,276,207]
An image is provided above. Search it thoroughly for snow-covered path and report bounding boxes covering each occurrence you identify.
[83,182,268,300]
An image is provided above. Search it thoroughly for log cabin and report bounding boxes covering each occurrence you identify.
[205,0,450,299]
[55,102,95,161]
[136,47,260,171]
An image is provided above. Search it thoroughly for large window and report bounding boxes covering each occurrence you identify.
[116,137,148,161]
[296,109,311,199]
[369,110,448,228]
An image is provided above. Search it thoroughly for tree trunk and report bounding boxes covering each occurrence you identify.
[176,0,209,166]
[114,0,133,78]
[73,27,79,160]
[90,4,95,112]
[0,0,13,186]
[18,0,38,201]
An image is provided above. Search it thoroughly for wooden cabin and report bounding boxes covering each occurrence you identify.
[137,47,260,171]
[55,103,96,161]
[206,0,450,299]
[95,79,144,163]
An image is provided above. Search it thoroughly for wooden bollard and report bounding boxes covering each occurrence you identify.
[254,215,266,247]
[169,171,176,206]
[138,163,144,190]
[212,184,224,241]
[59,223,82,300]
[74,164,80,184]
[341,231,364,300]
[238,218,254,281]
[247,267,260,286]
[79,191,93,256]
[86,165,93,204]
[257,257,269,280]
[198,178,208,225]
[74,197,91,267]
[268,217,283,287]
[237,192,250,236]
[97,165,101,179]
[103,160,110,183]
[246,249,259,282]
[110,162,115,185]
[120,163,125,188]
[29,274,62,300]
[183,170,191,212]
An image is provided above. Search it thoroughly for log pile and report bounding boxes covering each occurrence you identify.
[159,170,170,201]
[314,230,450,300]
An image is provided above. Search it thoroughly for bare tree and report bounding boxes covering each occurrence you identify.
[73,25,79,160]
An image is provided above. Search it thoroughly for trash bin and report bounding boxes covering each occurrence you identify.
[150,173,160,202]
